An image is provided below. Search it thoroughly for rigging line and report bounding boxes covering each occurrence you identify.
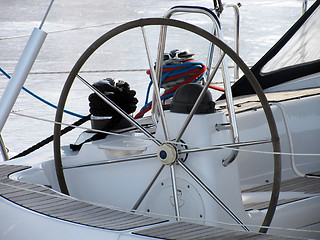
[64,152,158,169]
[0,21,128,41]
[0,11,215,41]
[219,146,320,157]
[98,198,320,235]
[12,108,317,158]
[163,139,320,157]
[0,20,131,41]
[8,112,320,158]
[11,114,91,160]
[7,95,87,113]
[25,68,149,75]
[10,111,154,142]
[0,67,83,118]
[39,0,54,30]
[4,68,236,76]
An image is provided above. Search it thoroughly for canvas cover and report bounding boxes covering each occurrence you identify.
[220,0,320,98]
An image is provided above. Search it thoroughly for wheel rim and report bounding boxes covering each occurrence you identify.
[53,17,281,232]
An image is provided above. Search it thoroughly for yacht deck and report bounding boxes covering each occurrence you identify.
[0,164,298,239]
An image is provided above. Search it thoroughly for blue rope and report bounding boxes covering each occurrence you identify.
[140,92,175,112]
[0,67,83,118]
[141,61,205,113]
[161,61,203,80]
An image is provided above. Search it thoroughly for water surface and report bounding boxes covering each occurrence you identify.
[0,0,307,156]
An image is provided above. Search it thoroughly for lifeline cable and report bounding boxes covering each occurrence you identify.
[11,110,320,158]
[10,114,91,159]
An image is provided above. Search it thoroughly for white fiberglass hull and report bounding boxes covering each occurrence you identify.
[1,89,319,239]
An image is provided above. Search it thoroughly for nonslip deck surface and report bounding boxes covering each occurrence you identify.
[243,173,320,210]
[0,164,166,231]
[216,87,320,113]
[0,164,305,239]
[133,221,296,239]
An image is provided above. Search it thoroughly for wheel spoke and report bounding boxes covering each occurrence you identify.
[54,18,281,232]
[175,53,225,142]
[63,152,158,169]
[154,25,167,114]
[170,163,181,220]
[178,139,272,155]
[76,74,162,146]
[132,164,165,211]
[177,159,249,231]
[141,26,170,141]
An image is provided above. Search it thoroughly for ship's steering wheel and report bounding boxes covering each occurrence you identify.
[53,17,281,233]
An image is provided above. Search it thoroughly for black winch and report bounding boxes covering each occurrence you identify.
[170,83,216,114]
[70,78,138,151]
[88,78,138,130]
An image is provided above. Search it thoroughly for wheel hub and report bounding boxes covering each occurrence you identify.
[157,143,178,165]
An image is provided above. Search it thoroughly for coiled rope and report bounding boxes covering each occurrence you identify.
[134,60,207,119]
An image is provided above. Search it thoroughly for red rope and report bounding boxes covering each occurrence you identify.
[209,84,225,92]
[134,61,225,119]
